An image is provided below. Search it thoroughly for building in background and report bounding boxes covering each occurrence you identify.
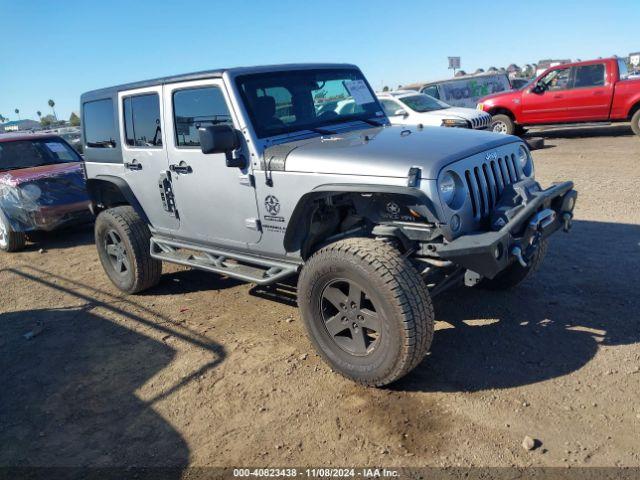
[1,119,41,132]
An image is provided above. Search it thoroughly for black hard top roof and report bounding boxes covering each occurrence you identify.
[81,63,357,103]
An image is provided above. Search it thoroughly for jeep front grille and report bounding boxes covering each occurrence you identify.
[464,154,521,220]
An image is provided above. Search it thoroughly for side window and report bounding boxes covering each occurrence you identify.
[173,87,232,147]
[422,85,439,99]
[573,64,606,88]
[618,59,629,80]
[83,99,116,148]
[123,93,162,148]
[380,99,400,116]
[540,67,571,91]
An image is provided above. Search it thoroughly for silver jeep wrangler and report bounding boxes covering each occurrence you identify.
[81,64,577,386]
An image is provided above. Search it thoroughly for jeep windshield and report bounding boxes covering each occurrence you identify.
[0,139,81,172]
[236,68,384,138]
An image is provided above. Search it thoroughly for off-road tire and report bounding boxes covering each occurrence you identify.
[491,114,515,135]
[298,237,434,387]
[514,125,528,136]
[0,212,26,252]
[479,238,548,290]
[95,206,161,294]
[631,109,640,136]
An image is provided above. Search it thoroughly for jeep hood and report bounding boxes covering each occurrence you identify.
[279,125,520,179]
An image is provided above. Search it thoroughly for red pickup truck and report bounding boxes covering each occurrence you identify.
[477,58,640,136]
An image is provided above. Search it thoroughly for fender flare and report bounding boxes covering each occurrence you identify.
[283,183,440,255]
[86,175,150,224]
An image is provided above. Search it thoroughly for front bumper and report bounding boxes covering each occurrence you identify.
[433,180,577,279]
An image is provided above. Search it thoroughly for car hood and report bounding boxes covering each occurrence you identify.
[278,125,520,179]
[0,162,85,187]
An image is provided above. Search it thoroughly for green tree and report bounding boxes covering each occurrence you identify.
[40,114,56,128]
[14,108,20,121]
[69,112,80,126]
[382,86,390,92]
[37,110,42,120]
[48,99,57,120]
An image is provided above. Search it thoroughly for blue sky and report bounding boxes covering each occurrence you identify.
[1,0,638,121]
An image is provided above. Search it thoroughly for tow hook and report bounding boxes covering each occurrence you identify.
[562,212,573,232]
[511,246,529,268]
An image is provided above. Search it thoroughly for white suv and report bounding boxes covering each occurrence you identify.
[376,91,492,129]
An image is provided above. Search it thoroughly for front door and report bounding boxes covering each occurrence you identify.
[521,66,572,123]
[163,79,261,248]
[118,86,179,233]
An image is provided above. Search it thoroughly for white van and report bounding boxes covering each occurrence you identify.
[403,73,512,108]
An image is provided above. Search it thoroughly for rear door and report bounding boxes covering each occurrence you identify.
[521,66,572,123]
[162,79,261,248]
[117,87,179,233]
[562,62,612,121]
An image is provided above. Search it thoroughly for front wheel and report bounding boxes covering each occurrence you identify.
[0,212,26,252]
[95,206,162,294]
[631,109,640,136]
[491,114,515,135]
[297,238,434,387]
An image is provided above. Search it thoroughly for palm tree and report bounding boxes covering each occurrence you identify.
[15,108,20,121]
[48,99,57,120]
[37,110,42,119]
[0,114,5,123]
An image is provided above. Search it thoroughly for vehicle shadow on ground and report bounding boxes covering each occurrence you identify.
[528,124,633,139]
[396,219,640,392]
[145,268,244,296]
[22,223,95,252]
[0,267,226,471]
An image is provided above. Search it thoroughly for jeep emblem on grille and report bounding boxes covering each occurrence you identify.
[485,151,498,161]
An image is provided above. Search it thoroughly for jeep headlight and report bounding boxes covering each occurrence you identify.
[518,144,534,177]
[439,171,464,209]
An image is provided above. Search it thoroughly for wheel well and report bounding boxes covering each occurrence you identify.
[628,101,640,119]
[86,177,149,224]
[488,107,515,121]
[284,189,438,259]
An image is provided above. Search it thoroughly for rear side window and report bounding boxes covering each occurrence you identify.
[83,99,116,148]
[573,64,606,88]
[173,87,233,147]
[123,93,162,147]
[618,59,629,80]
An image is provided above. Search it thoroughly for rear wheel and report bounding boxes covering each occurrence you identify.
[491,114,515,135]
[95,206,161,294]
[298,238,434,387]
[0,212,26,252]
[479,238,548,290]
[631,109,640,136]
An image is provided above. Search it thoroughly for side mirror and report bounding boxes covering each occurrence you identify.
[198,125,240,154]
[394,108,408,118]
[532,81,546,93]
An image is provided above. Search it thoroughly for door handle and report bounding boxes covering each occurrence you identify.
[169,164,193,174]
[553,94,563,99]
[124,160,142,171]
[593,91,604,95]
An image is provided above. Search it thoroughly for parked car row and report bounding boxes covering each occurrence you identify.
[477,57,640,136]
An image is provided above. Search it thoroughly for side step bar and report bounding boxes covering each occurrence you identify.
[150,237,300,285]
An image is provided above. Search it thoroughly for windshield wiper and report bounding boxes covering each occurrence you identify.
[360,117,384,127]
[308,126,337,135]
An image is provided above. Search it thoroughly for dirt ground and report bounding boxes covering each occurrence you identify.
[1,124,639,471]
